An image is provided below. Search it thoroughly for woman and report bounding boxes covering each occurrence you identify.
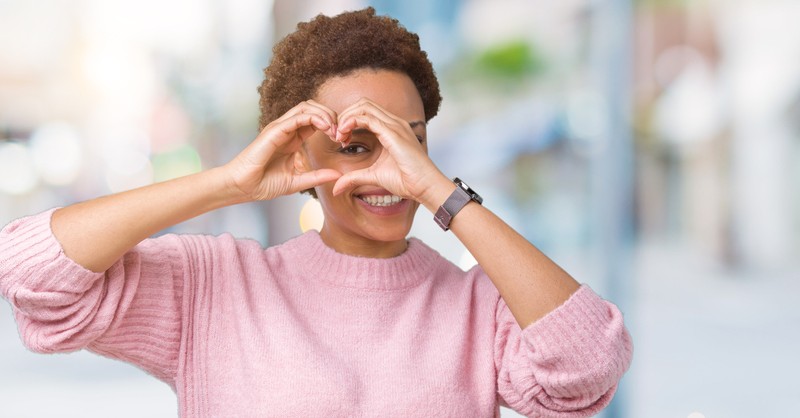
[0,8,632,418]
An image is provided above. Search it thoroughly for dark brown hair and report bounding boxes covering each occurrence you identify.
[257,7,442,130]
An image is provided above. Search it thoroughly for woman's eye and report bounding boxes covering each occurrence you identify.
[416,135,425,144]
[341,144,368,154]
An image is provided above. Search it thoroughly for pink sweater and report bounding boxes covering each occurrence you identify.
[0,209,632,417]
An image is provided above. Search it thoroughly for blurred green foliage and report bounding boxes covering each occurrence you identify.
[152,144,202,183]
[473,39,545,79]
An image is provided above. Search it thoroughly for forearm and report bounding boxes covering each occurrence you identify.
[52,166,244,272]
[421,176,580,328]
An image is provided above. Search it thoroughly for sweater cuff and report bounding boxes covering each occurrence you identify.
[519,285,632,399]
[0,208,103,310]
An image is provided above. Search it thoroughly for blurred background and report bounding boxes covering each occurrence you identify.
[1,0,798,417]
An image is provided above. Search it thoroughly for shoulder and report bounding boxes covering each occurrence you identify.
[145,231,264,257]
[144,231,316,293]
[135,231,275,279]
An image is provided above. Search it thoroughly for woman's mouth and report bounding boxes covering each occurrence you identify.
[357,194,403,207]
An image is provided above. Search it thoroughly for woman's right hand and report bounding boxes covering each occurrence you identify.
[47,101,341,272]
[223,100,342,201]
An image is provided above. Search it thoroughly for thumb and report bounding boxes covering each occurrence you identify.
[332,168,377,196]
[291,169,342,194]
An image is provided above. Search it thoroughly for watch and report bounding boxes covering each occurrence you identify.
[433,177,483,231]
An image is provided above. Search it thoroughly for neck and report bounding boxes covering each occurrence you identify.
[319,225,408,258]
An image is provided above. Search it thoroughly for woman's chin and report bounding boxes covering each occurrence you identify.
[354,198,417,239]
[366,228,411,244]
[317,193,419,254]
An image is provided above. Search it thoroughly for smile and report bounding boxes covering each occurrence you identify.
[358,195,403,207]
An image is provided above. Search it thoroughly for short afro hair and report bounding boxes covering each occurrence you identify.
[257,7,442,130]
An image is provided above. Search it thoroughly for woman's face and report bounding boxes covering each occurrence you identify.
[302,69,427,257]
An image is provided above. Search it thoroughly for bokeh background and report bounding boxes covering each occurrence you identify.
[1,0,799,417]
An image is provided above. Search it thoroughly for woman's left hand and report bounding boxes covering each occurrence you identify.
[331,98,447,204]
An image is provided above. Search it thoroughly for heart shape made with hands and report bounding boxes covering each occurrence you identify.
[323,115,436,200]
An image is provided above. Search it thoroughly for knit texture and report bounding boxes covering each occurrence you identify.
[0,209,632,418]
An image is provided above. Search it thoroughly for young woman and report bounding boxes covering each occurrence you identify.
[0,8,632,417]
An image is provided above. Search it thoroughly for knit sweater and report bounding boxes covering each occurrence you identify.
[0,209,632,418]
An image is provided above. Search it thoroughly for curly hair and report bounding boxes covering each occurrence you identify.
[257,7,442,130]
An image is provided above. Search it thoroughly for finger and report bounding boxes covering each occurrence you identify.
[291,169,342,194]
[274,101,338,139]
[303,100,339,138]
[335,100,390,144]
[270,113,332,146]
[331,168,379,196]
[337,106,417,149]
[276,100,335,123]
[245,113,333,165]
[336,114,413,156]
[304,99,337,119]
[337,98,391,119]
[336,108,388,140]
[336,100,399,134]
[339,99,418,138]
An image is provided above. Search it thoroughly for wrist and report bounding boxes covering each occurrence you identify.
[208,166,253,207]
[419,174,457,214]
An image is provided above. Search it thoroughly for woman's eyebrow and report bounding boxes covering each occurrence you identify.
[409,121,426,129]
[352,128,373,135]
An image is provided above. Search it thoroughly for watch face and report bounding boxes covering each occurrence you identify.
[434,178,483,231]
[453,177,482,205]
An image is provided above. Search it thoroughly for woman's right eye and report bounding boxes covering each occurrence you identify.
[340,144,368,155]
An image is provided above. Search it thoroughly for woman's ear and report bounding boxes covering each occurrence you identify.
[293,145,321,199]
[293,145,312,174]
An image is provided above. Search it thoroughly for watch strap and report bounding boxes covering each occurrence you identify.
[433,185,472,231]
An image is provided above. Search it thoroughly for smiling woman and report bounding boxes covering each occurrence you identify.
[302,69,428,257]
[0,7,632,418]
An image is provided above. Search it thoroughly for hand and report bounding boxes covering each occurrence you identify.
[332,99,447,203]
[223,100,342,201]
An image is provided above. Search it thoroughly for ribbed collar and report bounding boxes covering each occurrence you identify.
[283,231,439,291]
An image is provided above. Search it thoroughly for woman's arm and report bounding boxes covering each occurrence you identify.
[417,178,580,328]
[332,98,631,414]
[52,100,341,272]
[52,168,236,272]
[332,98,579,328]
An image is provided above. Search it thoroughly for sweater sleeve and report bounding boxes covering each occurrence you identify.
[494,285,633,418]
[0,209,187,386]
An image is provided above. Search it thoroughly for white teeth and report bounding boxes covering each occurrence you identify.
[359,195,403,206]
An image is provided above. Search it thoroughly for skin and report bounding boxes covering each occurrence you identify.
[301,70,428,258]
[51,68,580,328]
